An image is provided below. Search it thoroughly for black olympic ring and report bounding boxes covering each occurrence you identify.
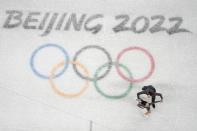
[72,45,112,81]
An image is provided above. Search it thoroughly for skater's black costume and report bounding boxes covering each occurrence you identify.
[137,85,163,108]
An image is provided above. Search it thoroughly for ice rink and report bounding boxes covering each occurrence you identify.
[0,0,197,131]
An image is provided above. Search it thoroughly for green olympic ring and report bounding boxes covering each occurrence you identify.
[93,62,133,99]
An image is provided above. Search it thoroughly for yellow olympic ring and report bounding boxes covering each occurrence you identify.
[49,61,90,97]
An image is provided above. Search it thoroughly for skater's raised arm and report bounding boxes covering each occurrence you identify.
[137,91,146,99]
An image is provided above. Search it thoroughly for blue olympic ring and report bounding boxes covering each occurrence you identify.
[30,43,69,79]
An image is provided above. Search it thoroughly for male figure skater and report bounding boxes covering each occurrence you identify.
[137,85,163,109]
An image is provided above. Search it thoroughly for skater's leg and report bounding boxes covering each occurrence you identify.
[145,103,151,115]
[152,96,156,108]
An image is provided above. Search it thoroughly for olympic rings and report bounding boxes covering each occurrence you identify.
[30,43,155,99]
[30,44,69,79]
[50,61,89,98]
[94,62,133,99]
[116,46,155,82]
[73,45,112,81]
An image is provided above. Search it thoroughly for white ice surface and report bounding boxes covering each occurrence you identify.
[0,0,197,131]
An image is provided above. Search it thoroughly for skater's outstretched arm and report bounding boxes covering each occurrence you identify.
[137,91,146,99]
[155,93,163,102]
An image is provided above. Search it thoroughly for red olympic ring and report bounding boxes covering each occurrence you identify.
[116,46,155,82]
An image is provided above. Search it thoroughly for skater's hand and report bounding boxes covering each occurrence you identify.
[160,99,163,103]
[145,103,149,107]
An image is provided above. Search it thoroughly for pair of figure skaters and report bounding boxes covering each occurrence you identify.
[136,85,163,115]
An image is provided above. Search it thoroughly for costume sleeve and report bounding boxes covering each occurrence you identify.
[155,93,163,99]
[137,91,146,99]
